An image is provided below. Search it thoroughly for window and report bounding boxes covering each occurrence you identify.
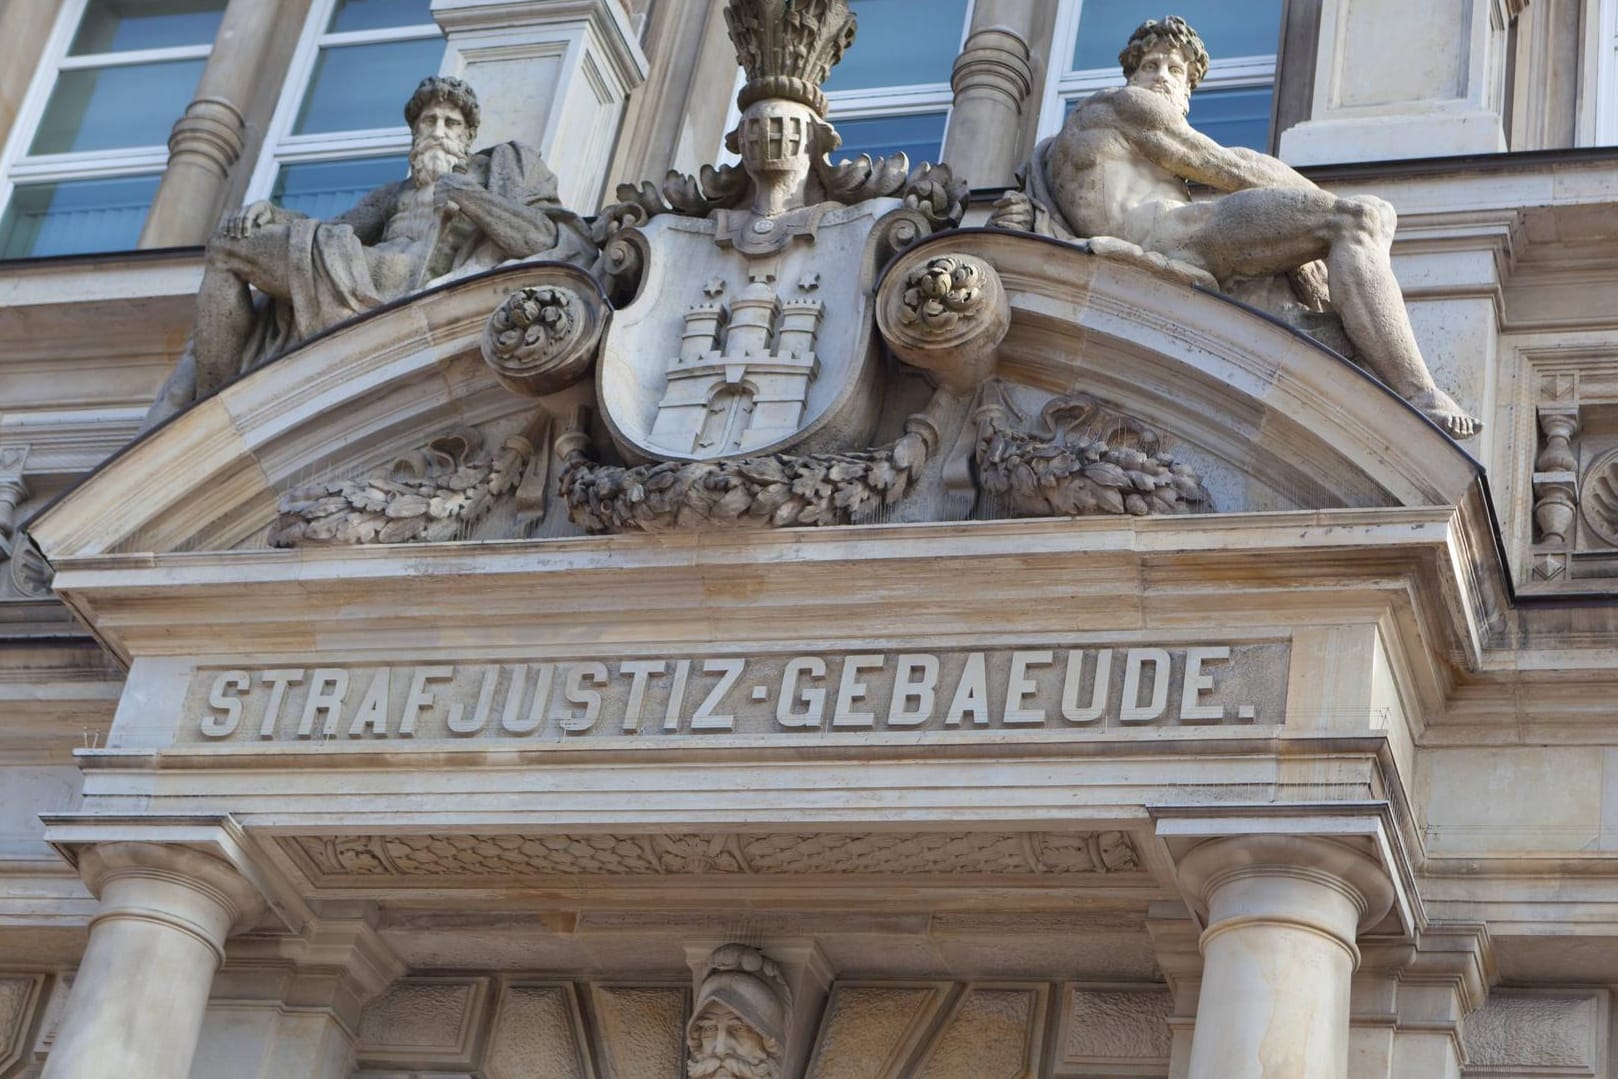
[821,0,972,163]
[1598,0,1618,144]
[1041,0,1284,151]
[0,0,227,259]
[244,0,445,216]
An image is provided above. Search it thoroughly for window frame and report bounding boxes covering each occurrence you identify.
[1597,0,1618,145]
[242,0,446,207]
[1035,0,1281,143]
[0,0,217,256]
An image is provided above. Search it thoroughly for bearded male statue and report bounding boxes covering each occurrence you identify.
[686,944,791,1079]
[1023,16,1479,439]
[145,75,595,428]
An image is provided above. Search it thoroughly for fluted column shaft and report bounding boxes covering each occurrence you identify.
[941,0,1036,189]
[42,843,264,1079]
[1179,836,1396,1079]
[139,0,281,248]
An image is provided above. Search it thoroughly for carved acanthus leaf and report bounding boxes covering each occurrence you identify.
[973,385,1212,518]
[269,421,545,547]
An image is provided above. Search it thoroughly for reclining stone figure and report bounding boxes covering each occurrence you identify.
[997,16,1479,439]
[145,75,595,429]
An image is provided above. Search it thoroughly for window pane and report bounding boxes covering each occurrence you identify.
[824,0,968,91]
[271,156,408,218]
[1072,0,1283,71]
[328,0,435,33]
[30,59,205,153]
[69,0,225,55]
[0,175,159,259]
[293,37,446,134]
[1188,86,1273,151]
[829,112,947,166]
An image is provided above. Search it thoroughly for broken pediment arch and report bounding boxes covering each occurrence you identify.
[27,231,1482,564]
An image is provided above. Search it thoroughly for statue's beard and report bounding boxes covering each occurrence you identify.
[410,138,469,187]
[686,1053,779,1079]
[1148,81,1192,116]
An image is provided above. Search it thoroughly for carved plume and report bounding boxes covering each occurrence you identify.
[726,0,858,115]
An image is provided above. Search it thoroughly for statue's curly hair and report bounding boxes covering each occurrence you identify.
[1118,16,1209,90]
[404,76,481,141]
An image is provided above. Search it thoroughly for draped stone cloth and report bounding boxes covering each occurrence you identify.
[145,141,594,428]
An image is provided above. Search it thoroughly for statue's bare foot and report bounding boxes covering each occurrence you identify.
[1410,386,1482,440]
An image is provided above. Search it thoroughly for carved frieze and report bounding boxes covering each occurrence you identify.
[285,830,1142,885]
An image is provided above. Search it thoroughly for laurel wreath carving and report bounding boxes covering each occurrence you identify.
[269,426,539,547]
[558,410,939,533]
[974,388,1212,518]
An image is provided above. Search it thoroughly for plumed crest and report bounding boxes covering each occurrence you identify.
[725,0,858,116]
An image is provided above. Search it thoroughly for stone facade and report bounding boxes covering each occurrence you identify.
[3,1,1618,1077]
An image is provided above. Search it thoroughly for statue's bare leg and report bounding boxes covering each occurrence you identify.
[1164,187,1480,439]
[192,227,296,399]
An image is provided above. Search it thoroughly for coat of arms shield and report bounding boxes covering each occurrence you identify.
[596,196,903,464]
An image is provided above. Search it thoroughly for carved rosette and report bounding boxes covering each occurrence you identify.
[1579,446,1618,547]
[878,252,1010,392]
[480,282,607,397]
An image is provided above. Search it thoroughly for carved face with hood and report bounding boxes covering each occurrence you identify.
[686,945,790,1079]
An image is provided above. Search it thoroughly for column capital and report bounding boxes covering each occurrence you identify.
[1176,834,1398,947]
[78,842,267,962]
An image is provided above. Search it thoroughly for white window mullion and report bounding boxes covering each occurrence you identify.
[55,43,212,69]
[0,0,92,234]
[243,0,443,206]
[316,24,444,48]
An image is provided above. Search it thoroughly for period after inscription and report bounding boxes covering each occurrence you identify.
[183,644,1288,744]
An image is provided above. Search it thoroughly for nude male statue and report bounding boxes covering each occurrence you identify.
[1044,16,1479,438]
[145,75,593,428]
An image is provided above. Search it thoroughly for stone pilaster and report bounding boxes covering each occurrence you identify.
[138,0,282,248]
[1279,0,1514,164]
[1175,835,1397,1079]
[431,0,649,211]
[941,0,1036,189]
[40,843,266,1079]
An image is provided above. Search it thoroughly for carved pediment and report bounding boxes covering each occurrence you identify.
[28,224,1482,569]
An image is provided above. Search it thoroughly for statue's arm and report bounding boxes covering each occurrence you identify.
[327,183,397,245]
[1112,88,1313,192]
[434,172,559,257]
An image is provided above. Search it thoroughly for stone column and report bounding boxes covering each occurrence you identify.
[941,0,1036,189]
[42,843,265,1079]
[138,0,282,248]
[1177,836,1395,1079]
[1278,0,1515,164]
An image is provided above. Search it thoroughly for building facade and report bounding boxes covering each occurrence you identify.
[2,1,1618,1076]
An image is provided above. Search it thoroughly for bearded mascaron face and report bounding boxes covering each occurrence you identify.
[1129,45,1194,116]
[408,101,473,187]
[686,1004,780,1079]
